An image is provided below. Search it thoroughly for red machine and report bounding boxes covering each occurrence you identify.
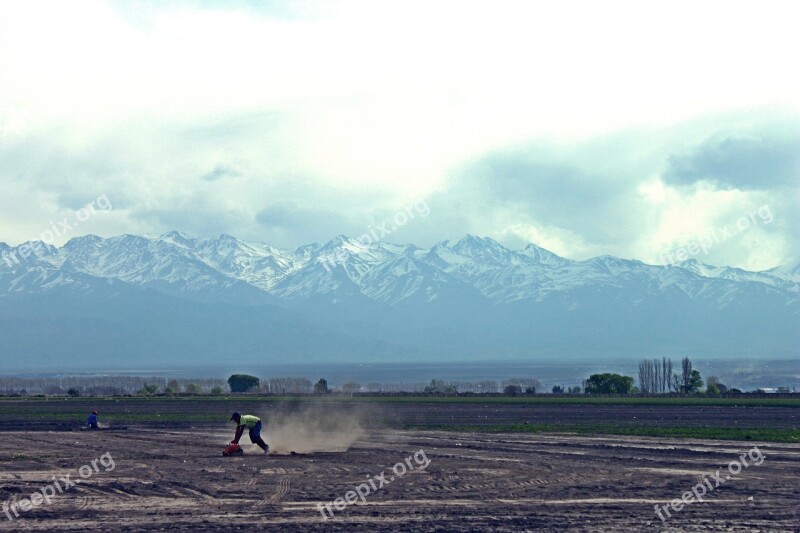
[222,442,244,457]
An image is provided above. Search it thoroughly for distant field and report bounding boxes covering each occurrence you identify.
[414,424,800,443]
[1,395,797,442]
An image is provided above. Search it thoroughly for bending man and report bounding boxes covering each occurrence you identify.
[230,412,269,453]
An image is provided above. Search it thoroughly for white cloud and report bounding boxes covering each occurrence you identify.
[0,0,798,268]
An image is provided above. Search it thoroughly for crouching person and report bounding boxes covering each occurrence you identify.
[230,412,269,453]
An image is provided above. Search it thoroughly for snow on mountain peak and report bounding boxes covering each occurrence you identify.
[64,234,102,249]
[161,230,197,241]
[767,261,800,282]
[2,231,797,307]
[521,242,570,267]
[676,259,724,278]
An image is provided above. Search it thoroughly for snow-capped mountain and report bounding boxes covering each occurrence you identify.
[0,232,797,369]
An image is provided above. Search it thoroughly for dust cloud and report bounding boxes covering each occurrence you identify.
[264,402,368,454]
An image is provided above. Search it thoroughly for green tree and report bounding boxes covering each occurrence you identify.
[687,369,703,394]
[504,384,522,396]
[584,373,634,394]
[210,385,223,395]
[227,374,260,393]
[314,378,329,394]
[706,382,720,396]
[706,376,728,393]
[67,388,80,397]
[680,357,693,394]
[138,383,158,396]
[424,379,443,393]
[423,379,456,394]
[184,383,202,394]
[552,385,564,394]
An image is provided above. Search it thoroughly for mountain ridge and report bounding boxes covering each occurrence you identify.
[0,231,797,369]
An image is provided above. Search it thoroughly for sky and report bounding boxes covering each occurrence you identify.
[0,0,798,270]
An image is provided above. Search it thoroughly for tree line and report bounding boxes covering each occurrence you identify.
[223,376,549,395]
[585,356,732,395]
[636,356,717,394]
[0,360,745,397]
[0,376,225,396]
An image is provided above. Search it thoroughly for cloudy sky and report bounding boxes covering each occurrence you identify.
[0,0,798,270]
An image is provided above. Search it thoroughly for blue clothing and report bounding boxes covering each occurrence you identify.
[87,413,98,428]
[248,420,262,442]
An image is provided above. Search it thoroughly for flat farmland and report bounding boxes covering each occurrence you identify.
[0,396,798,432]
[0,397,798,531]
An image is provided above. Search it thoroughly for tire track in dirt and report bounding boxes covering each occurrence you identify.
[180,486,216,501]
[255,460,318,507]
[2,427,798,532]
[75,495,96,510]
[264,474,294,505]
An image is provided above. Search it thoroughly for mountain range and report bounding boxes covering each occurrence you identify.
[1,232,797,370]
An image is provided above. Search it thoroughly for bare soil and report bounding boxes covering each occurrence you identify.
[0,427,797,531]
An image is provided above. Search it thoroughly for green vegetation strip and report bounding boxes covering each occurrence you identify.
[410,423,800,443]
